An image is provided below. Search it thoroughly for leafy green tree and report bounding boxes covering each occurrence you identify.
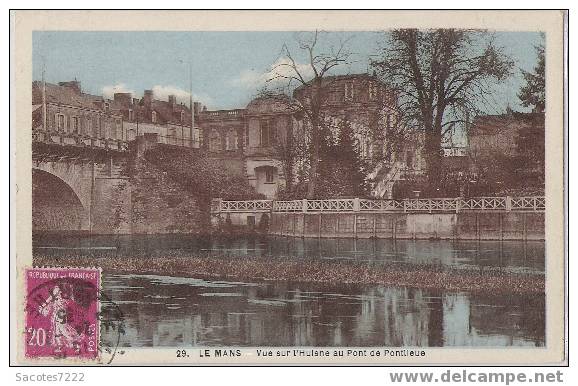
[333,120,368,197]
[518,43,545,113]
[314,120,368,198]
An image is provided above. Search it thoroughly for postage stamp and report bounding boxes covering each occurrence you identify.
[24,267,100,360]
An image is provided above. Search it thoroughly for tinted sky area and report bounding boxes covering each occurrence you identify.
[33,31,543,112]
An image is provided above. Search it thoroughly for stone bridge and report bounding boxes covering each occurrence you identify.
[32,130,203,234]
[32,130,131,233]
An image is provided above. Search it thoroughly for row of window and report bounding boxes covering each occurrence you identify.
[208,120,278,152]
[326,82,380,103]
[49,112,122,139]
[124,110,187,124]
[209,129,240,152]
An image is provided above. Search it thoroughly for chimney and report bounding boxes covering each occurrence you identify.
[58,80,81,94]
[114,92,132,107]
[168,95,176,110]
[143,90,153,108]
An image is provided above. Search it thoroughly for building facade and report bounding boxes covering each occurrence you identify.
[33,75,425,200]
[292,74,426,198]
[197,95,293,198]
[197,73,426,199]
[109,90,200,148]
[32,80,125,150]
[469,111,545,160]
[468,110,545,194]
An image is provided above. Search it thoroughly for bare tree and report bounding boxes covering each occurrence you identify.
[371,29,514,188]
[266,31,353,198]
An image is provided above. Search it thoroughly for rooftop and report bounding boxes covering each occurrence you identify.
[32,81,105,111]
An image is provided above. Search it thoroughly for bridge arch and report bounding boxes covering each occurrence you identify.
[32,167,90,232]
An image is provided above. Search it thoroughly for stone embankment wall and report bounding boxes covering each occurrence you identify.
[129,141,204,234]
[268,212,544,241]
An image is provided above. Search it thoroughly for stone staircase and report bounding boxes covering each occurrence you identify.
[368,161,405,199]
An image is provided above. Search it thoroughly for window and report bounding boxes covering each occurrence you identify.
[92,116,99,137]
[128,109,134,121]
[180,111,185,123]
[151,111,157,123]
[72,116,79,134]
[260,120,275,147]
[225,130,238,151]
[345,82,354,101]
[115,119,122,139]
[265,168,274,183]
[369,82,377,100]
[57,114,65,131]
[209,129,221,152]
[329,91,340,103]
[98,117,103,137]
[260,120,270,147]
[104,102,110,112]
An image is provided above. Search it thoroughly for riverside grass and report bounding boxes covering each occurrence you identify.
[33,253,544,296]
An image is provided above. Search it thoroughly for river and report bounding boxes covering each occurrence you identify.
[33,234,545,347]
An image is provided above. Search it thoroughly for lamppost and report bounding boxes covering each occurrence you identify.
[179,58,194,148]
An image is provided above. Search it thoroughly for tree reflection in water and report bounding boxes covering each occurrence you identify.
[102,274,545,348]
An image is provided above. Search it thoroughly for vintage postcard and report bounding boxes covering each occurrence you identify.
[10,10,567,365]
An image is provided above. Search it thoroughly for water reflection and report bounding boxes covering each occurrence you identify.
[34,234,544,273]
[103,274,545,348]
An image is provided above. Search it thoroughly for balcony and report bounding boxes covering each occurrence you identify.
[199,109,245,120]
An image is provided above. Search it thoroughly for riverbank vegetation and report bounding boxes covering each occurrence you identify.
[144,147,265,202]
[34,253,544,296]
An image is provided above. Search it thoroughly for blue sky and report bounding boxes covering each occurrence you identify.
[33,31,544,112]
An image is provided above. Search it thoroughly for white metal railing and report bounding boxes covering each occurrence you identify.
[212,196,545,214]
[360,199,405,211]
[510,196,545,211]
[216,199,272,213]
[458,197,507,210]
[403,198,461,212]
[273,200,304,212]
[307,199,355,212]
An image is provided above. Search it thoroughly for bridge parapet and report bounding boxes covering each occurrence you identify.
[212,196,546,215]
[33,129,129,152]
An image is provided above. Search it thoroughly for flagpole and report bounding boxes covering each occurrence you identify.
[42,57,47,130]
[189,61,194,147]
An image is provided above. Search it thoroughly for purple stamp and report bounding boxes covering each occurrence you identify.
[25,267,100,360]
